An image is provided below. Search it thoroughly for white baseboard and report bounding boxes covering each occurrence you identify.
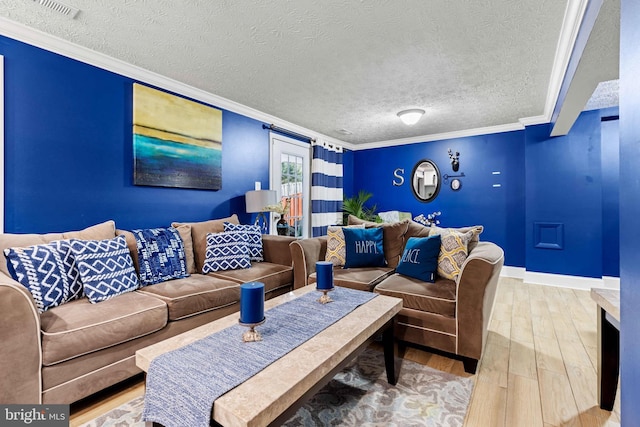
[500,266,620,290]
[602,276,621,289]
[499,266,525,279]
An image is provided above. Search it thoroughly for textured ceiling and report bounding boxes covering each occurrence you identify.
[0,0,586,145]
[584,80,618,111]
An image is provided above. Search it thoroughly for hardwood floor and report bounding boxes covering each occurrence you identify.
[69,277,621,426]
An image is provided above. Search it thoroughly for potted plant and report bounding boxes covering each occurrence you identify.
[263,198,291,235]
[342,190,381,224]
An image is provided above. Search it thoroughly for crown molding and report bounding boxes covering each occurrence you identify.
[0,17,347,149]
[519,114,549,127]
[544,0,591,121]
[350,122,525,151]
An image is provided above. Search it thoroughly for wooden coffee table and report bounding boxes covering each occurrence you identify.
[136,286,402,427]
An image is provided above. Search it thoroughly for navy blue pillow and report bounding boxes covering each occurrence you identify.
[396,235,441,283]
[343,227,386,268]
[133,227,189,285]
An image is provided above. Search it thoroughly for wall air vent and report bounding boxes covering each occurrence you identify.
[32,0,80,19]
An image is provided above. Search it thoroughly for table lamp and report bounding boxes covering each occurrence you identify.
[245,183,277,233]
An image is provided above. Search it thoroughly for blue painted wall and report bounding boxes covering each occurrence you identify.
[525,114,603,278]
[619,0,640,421]
[601,118,620,277]
[351,131,526,268]
[1,35,270,233]
[350,109,620,278]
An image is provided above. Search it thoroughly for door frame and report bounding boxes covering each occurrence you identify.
[269,132,311,238]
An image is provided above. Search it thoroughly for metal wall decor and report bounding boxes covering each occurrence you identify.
[448,148,460,172]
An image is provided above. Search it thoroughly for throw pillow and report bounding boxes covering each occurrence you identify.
[346,215,409,268]
[172,224,197,274]
[202,232,251,273]
[132,228,189,285]
[343,227,386,269]
[324,224,365,266]
[70,235,140,303]
[430,228,475,281]
[4,240,82,312]
[395,235,441,283]
[171,214,240,273]
[223,223,263,262]
[430,225,484,252]
[52,240,83,300]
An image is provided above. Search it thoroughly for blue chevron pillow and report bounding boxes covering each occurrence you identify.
[132,227,189,285]
[223,222,263,261]
[202,232,251,273]
[4,240,83,313]
[70,235,140,303]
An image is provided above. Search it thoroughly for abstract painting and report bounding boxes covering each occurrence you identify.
[133,83,222,190]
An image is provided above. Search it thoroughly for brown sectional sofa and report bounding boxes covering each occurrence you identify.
[290,216,504,373]
[0,216,295,405]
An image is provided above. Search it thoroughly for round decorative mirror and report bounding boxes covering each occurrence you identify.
[411,159,441,202]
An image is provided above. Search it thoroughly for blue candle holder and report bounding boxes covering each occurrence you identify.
[316,287,334,304]
[239,317,266,342]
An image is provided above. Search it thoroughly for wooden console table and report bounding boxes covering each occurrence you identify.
[590,288,620,411]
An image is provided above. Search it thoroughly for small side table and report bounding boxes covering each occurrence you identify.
[590,288,620,411]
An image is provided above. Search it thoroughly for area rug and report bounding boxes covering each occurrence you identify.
[80,349,474,427]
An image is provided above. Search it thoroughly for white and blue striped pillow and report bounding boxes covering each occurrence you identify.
[202,232,251,273]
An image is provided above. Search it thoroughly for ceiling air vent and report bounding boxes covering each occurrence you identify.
[32,0,80,19]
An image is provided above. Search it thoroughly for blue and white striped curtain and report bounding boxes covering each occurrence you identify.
[311,140,344,237]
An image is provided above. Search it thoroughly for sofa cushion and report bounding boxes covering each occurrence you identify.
[374,273,457,317]
[405,220,433,240]
[396,235,441,283]
[172,214,240,273]
[347,215,408,268]
[4,240,82,312]
[343,227,386,268]
[132,228,189,285]
[136,274,240,320]
[70,235,140,303]
[40,290,167,366]
[430,228,475,281]
[208,261,293,294]
[223,222,263,261]
[0,220,116,277]
[310,266,394,292]
[202,232,251,273]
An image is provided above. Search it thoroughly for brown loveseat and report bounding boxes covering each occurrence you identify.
[290,216,504,373]
[0,215,295,405]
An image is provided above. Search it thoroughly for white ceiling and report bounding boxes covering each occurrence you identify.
[0,0,618,147]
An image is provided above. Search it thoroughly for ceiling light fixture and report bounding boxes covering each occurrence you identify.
[397,109,425,125]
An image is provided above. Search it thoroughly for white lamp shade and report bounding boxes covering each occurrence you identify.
[397,109,425,125]
[245,190,277,213]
